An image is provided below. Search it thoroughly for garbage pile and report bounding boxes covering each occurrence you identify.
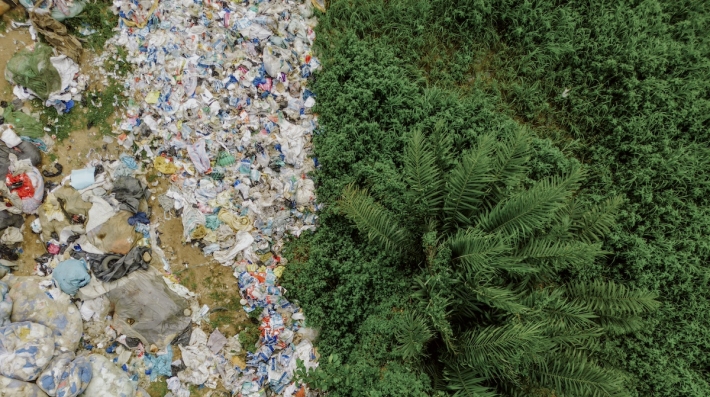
[99,0,324,392]
[0,0,324,394]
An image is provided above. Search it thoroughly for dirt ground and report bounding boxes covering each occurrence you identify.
[0,15,250,396]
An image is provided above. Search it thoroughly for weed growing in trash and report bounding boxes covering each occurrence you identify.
[239,324,261,355]
[63,0,119,51]
[37,79,124,139]
[145,378,169,396]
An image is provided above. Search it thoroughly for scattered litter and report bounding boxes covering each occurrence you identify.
[0,0,324,394]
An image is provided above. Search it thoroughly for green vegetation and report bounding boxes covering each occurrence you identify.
[238,324,260,354]
[64,0,119,51]
[37,80,123,140]
[146,378,168,397]
[281,0,710,396]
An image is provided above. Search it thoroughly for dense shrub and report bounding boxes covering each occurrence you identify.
[284,0,710,395]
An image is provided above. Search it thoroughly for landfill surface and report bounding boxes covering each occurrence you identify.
[0,0,321,396]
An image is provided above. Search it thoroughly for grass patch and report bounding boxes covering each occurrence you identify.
[145,379,168,397]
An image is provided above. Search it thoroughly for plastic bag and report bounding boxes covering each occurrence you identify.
[17,0,86,20]
[0,321,55,381]
[113,177,147,214]
[4,43,62,101]
[0,374,49,397]
[0,281,11,327]
[1,105,44,138]
[106,268,191,348]
[37,353,92,397]
[81,354,136,397]
[87,211,138,254]
[52,258,91,295]
[8,276,83,353]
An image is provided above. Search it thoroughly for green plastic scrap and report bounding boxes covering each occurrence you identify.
[1,105,44,138]
[4,43,62,101]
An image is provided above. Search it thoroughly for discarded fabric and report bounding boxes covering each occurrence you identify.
[52,258,91,295]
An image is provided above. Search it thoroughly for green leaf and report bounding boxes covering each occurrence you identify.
[458,322,545,379]
[444,364,499,397]
[338,183,411,255]
[404,129,443,212]
[443,133,496,229]
[564,280,661,317]
[529,353,630,397]
[479,168,583,242]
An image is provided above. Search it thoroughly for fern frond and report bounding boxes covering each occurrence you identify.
[563,280,660,317]
[479,168,583,242]
[484,129,531,205]
[526,289,599,331]
[404,129,443,211]
[395,311,434,360]
[548,327,604,351]
[571,196,623,243]
[443,134,496,228]
[448,229,510,273]
[528,353,630,397]
[412,274,458,352]
[597,315,645,335]
[515,238,605,272]
[444,364,498,397]
[459,322,545,379]
[338,184,411,254]
[468,285,530,315]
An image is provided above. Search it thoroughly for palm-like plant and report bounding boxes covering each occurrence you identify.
[339,130,659,397]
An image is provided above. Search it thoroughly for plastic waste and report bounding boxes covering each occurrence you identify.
[86,211,137,255]
[143,347,173,381]
[70,167,95,190]
[54,186,92,216]
[88,246,151,282]
[177,328,219,388]
[113,177,147,214]
[106,268,191,348]
[0,374,49,397]
[52,258,91,295]
[4,43,62,101]
[18,0,86,21]
[153,156,178,174]
[8,276,83,353]
[0,211,24,233]
[0,259,18,279]
[207,329,227,354]
[81,354,137,397]
[0,281,11,327]
[0,226,23,244]
[0,321,55,381]
[37,353,92,397]
[29,11,83,62]
[0,138,42,179]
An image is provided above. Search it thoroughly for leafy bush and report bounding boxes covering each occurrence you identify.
[284,0,710,395]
